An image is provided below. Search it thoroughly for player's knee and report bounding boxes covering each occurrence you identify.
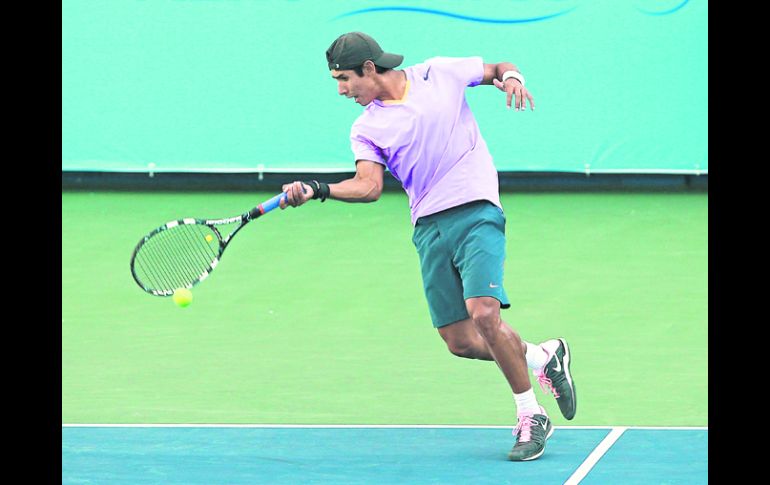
[445,337,477,359]
[469,302,501,339]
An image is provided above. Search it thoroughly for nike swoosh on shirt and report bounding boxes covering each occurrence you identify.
[423,66,431,80]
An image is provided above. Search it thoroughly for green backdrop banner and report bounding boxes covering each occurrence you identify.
[62,0,707,174]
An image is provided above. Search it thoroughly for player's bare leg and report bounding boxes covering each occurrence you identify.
[464,297,530,392]
[438,313,577,421]
[441,296,552,460]
[438,317,523,361]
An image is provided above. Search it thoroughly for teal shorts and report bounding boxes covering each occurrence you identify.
[412,200,510,328]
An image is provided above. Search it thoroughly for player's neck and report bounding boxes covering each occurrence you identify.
[377,70,407,102]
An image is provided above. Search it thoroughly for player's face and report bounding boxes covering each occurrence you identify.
[331,69,378,106]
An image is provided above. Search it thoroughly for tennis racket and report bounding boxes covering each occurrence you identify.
[130,192,288,296]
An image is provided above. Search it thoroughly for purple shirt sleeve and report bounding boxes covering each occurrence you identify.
[426,56,485,87]
[350,129,386,165]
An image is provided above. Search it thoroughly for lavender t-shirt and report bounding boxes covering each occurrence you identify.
[350,56,502,225]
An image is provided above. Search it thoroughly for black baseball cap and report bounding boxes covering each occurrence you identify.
[326,32,403,70]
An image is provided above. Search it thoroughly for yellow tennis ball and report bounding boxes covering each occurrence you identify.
[205,234,213,242]
[172,288,193,307]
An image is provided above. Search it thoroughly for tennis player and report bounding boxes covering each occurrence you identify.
[280,32,576,461]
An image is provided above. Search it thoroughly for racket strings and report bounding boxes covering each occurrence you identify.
[133,223,220,292]
[144,231,200,289]
[135,231,187,290]
[136,226,216,291]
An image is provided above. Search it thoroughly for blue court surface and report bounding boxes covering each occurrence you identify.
[62,426,707,484]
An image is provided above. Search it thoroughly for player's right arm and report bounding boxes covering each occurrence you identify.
[328,160,384,202]
[280,160,384,208]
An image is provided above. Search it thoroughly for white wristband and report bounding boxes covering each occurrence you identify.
[501,70,525,86]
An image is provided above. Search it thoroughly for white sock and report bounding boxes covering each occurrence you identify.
[513,388,541,416]
[524,341,549,370]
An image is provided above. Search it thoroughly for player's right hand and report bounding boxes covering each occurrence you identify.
[280,181,313,209]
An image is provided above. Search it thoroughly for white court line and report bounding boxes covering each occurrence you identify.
[564,426,627,485]
[61,423,707,430]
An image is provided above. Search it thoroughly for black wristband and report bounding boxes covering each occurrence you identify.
[304,180,330,202]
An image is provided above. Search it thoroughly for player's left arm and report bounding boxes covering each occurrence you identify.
[481,62,535,111]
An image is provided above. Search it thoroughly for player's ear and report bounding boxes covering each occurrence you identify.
[362,60,376,75]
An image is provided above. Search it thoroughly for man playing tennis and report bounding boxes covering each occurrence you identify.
[280,32,576,461]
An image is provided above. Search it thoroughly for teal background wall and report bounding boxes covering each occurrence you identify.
[62,0,707,174]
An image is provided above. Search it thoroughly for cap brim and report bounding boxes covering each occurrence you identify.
[374,52,403,69]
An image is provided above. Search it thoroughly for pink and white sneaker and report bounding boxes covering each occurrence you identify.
[534,338,577,420]
[508,405,553,461]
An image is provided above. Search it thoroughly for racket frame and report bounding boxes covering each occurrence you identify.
[130,192,286,296]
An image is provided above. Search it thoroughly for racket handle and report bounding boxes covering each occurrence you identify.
[248,192,287,219]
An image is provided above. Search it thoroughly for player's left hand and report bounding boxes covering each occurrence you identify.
[493,78,535,111]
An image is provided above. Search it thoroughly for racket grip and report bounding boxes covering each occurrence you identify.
[247,192,287,219]
[249,185,308,219]
[256,192,287,216]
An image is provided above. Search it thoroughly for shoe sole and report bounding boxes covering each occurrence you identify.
[558,337,576,420]
[515,447,546,461]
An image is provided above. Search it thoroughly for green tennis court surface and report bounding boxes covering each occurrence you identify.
[62,191,707,426]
